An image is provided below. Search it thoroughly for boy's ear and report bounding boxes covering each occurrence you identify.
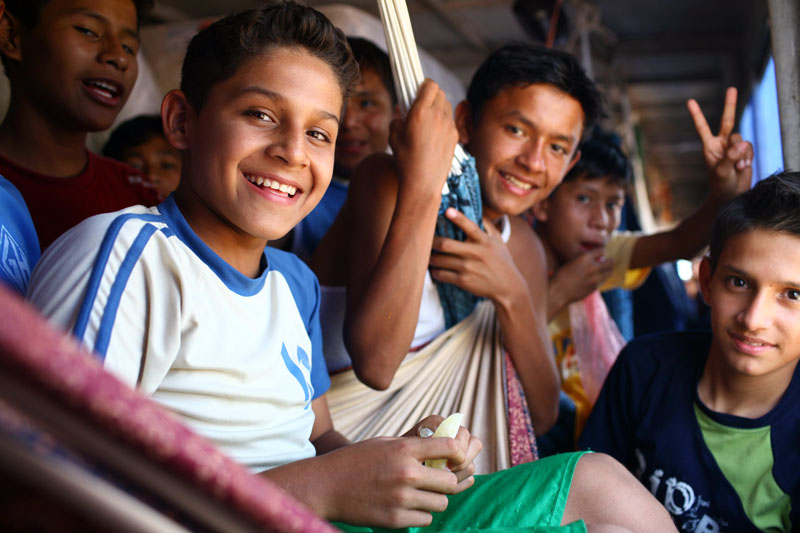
[392,103,402,121]
[0,9,22,63]
[161,89,192,151]
[454,101,473,145]
[531,197,551,223]
[698,256,713,306]
[565,148,582,174]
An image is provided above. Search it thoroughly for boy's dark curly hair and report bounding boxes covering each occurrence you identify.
[466,42,604,135]
[562,128,632,186]
[708,170,800,272]
[180,0,360,113]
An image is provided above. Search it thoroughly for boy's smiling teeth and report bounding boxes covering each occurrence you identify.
[501,172,533,190]
[84,80,120,98]
[245,173,297,197]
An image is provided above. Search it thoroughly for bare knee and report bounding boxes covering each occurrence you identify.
[562,453,676,533]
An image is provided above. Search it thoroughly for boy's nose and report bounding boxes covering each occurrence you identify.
[269,128,310,168]
[738,291,773,331]
[98,37,129,71]
[342,107,360,130]
[589,204,610,229]
[516,140,546,173]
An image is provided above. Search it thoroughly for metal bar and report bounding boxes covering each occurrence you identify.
[767,0,800,170]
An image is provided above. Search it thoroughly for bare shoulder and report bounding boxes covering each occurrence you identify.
[504,215,548,297]
[506,216,546,264]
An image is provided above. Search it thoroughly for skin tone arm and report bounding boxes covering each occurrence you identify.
[629,87,753,269]
[261,396,482,529]
[343,79,459,390]
[430,210,560,433]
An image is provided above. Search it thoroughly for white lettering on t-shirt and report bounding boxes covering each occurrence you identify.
[635,448,724,532]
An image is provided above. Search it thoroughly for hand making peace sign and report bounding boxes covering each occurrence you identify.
[687,87,754,201]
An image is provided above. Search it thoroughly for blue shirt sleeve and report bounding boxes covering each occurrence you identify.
[266,248,331,398]
[0,176,40,295]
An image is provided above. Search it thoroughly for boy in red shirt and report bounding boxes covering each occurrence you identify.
[0,0,158,249]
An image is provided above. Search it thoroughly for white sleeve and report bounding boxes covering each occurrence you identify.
[28,212,182,393]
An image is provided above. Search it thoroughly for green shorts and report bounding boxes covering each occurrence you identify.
[335,451,588,533]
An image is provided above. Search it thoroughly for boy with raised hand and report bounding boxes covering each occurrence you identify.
[580,171,800,532]
[317,44,603,465]
[27,3,676,531]
[532,91,752,454]
[0,0,158,250]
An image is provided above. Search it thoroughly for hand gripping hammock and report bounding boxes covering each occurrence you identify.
[377,0,484,328]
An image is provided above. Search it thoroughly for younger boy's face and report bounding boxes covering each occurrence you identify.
[700,228,800,382]
[458,83,584,221]
[335,67,397,176]
[533,175,625,265]
[121,135,181,198]
[11,0,140,132]
[177,47,342,243]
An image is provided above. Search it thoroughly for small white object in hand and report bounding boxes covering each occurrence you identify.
[422,413,463,469]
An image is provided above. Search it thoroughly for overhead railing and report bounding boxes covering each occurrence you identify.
[767,0,800,170]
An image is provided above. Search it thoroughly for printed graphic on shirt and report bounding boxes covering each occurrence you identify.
[281,342,314,409]
[0,225,31,293]
[636,449,728,532]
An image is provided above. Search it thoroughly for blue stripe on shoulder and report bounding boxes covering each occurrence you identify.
[93,224,159,358]
[72,213,164,351]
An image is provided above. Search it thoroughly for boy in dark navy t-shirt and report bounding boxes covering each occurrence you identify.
[581,171,800,532]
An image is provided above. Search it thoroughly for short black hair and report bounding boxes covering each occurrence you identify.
[562,128,631,186]
[708,171,800,272]
[180,0,359,113]
[102,114,163,160]
[466,42,604,134]
[5,0,153,29]
[347,36,396,105]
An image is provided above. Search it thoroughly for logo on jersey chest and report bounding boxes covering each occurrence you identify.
[281,342,314,410]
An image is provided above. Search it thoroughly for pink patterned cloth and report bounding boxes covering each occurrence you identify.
[504,353,539,466]
[570,290,626,406]
[0,285,336,532]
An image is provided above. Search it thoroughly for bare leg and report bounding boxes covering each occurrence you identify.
[562,453,677,532]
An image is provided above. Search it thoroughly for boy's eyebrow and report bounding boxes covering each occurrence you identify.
[235,86,340,123]
[505,110,576,145]
[722,264,800,287]
[68,8,140,42]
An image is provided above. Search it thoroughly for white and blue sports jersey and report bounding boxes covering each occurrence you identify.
[29,195,330,472]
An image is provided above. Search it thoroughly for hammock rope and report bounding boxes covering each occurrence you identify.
[376,0,485,328]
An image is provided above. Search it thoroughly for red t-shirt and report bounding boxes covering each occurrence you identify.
[0,151,160,250]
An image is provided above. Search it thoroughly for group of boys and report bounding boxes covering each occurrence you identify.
[1,0,797,531]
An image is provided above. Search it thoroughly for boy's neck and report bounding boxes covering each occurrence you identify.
[697,344,797,418]
[0,97,90,177]
[480,206,510,237]
[174,188,267,279]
